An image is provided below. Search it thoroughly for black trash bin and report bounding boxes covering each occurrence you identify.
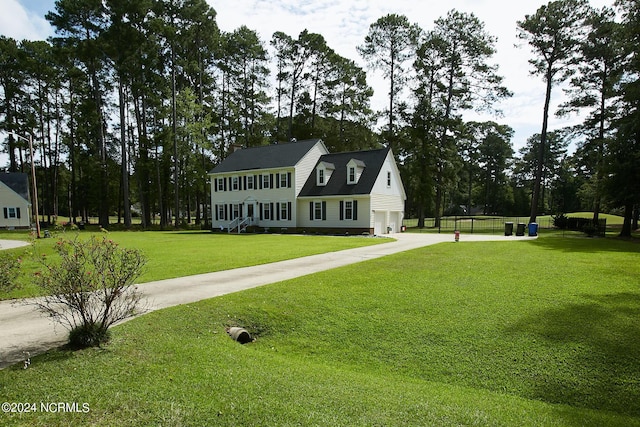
[504,222,514,236]
[516,223,525,236]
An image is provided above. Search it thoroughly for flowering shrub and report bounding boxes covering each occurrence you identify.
[33,235,147,348]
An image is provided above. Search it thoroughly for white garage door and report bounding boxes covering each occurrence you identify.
[374,211,386,235]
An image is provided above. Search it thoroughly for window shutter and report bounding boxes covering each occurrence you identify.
[259,175,263,189]
[270,203,274,220]
[309,202,313,221]
[287,172,292,188]
[260,203,263,220]
[276,203,280,220]
[215,205,219,221]
[276,173,280,188]
[270,174,274,189]
[3,207,7,219]
[288,202,292,221]
[322,201,326,220]
[353,200,358,220]
[223,178,227,191]
[17,207,20,219]
[339,201,344,220]
[214,178,218,192]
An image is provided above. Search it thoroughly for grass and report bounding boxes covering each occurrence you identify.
[0,230,391,300]
[1,234,639,425]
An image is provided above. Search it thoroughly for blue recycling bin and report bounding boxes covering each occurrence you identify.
[528,222,538,237]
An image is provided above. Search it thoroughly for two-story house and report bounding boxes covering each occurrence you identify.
[209,139,406,235]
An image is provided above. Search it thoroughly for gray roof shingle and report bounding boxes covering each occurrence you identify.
[0,173,30,202]
[210,139,323,174]
[298,147,390,197]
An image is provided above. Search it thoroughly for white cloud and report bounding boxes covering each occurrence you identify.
[0,0,52,41]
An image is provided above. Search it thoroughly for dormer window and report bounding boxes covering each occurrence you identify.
[316,161,335,186]
[346,159,365,185]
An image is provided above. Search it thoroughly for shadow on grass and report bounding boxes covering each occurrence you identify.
[507,292,640,416]
[530,233,640,254]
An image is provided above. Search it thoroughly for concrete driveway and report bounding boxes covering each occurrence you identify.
[0,233,532,368]
[0,239,30,251]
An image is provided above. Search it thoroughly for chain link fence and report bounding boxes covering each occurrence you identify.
[403,216,555,234]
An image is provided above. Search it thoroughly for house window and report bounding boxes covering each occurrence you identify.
[232,176,239,191]
[348,167,356,184]
[233,204,240,219]
[263,203,271,220]
[339,200,358,221]
[3,207,20,219]
[217,178,225,192]
[387,171,392,187]
[247,175,254,190]
[280,173,288,188]
[280,202,288,221]
[318,169,325,185]
[344,201,353,220]
[263,174,270,189]
[310,201,326,221]
[217,205,225,221]
[314,202,322,220]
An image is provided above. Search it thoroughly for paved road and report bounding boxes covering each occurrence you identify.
[0,233,531,368]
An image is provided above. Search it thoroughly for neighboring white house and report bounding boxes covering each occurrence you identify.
[0,173,31,229]
[209,139,406,234]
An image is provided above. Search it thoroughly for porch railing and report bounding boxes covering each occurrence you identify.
[228,216,254,234]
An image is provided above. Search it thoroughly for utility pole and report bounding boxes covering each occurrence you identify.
[10,132,41,238]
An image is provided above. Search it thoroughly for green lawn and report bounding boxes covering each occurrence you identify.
[0,230,391,300]
[1,234,639,426]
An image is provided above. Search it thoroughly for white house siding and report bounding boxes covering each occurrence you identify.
[210,168,298,230]
[0,183,30,229]
[293,141,328,195]
[370,151,407,198]
[367,151,406,234]
[297,196,371,231]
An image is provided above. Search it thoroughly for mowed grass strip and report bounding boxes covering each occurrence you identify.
[1,235,639,426]
[0,231,391,299]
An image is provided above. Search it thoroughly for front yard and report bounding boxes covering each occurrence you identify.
[1,233,638,425]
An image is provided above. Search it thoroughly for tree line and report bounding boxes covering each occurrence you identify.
[0,0,638,235]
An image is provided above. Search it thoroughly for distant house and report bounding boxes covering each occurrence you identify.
[0,173,31,229]
[208,139,406,234]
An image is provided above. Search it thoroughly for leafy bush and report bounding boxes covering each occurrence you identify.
[552,213,569,229]
[0,253,20,293]
[32,235,147,348]
[68,322,111,349]
[553,214,606,237]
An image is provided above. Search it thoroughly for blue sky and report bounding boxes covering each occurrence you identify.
[0,0,615,154]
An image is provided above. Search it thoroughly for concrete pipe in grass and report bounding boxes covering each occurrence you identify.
[227,327,252,344]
